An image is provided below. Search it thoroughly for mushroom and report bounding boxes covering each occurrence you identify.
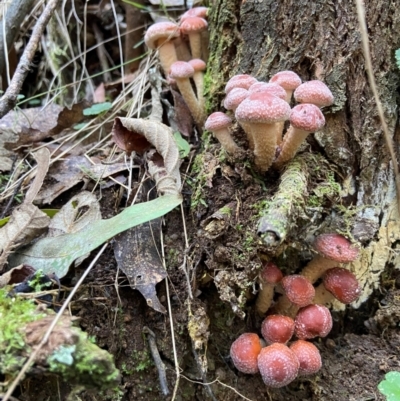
[223,87,249,113]
[274,103,326,168]
[261,315,295,345]
[188,58,207,112]
[169,61,202,125]
[294,304,333,340]
[313,267,361,305]
[274,275,315,317]
[230,333,262,374]
[269,71,302,103]
[225,74,258,94]
[290,340,322,375]
[300,233,360,284]
[204,112,239,154]
[180,17,208,59]
[248,82,287,99]
[144,22,180,75]
[257,343,299,387]
[294,80,334,107]
[235,92,291,172]
[255,261,283,315]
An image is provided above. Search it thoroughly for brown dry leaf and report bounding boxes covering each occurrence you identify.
[112,118,152,155]
[114,117,181,194]
[0,148,51,271]
[170,89,194,137]
[114,218,167,313]
[0,264,36,288]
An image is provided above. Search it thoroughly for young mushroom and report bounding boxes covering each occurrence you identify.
[205,112,240,154]
[255,261,283,315]
[270,70,302,103]
[294,304,333,340]
[225,74,258,94]
[257,343,299,387]
[274,103,326,168]
[180,17,208,59]
[144,22,180,75]
[230,333,263,374]
[188,58,207,112]
[290,340,322,375]
[223,87,249,113]
[300,233,360,284]
[235,92,291,172]
[261,315,295,345]
[294,80,334,107]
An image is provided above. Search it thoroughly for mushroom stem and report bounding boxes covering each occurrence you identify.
[175,78,203,125]
[188,32,202,59]
[313,283,335,305]
[174,37,191,61]
[300,255,339,283]
[193,71,205,113]
[213,128,240,154]
[249,123,278,171]
[273,295,299,318]
[156,40,178,76]
[255,283,275,315]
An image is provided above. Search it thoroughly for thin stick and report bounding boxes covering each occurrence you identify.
[0,0,61,118]
[355,0,400,215]
[2,242,109,401]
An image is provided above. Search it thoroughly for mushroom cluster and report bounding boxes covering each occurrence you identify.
[230,233,361,387]
[144,7,209,126]
[205,72,334,172]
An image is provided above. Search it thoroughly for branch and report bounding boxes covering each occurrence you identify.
[0,0,61,118]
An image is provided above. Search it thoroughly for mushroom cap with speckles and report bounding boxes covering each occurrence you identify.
[180,16,208,35]
[225,74,258,94]
[294,80,334,107]
[270,71,302,91]
[144,22,180,49]
[257,343,299,387]
[290,103,326,132]
[323,267,361,304]
[235,92,291,124]
[223,87,248,110]
[261,315,295,344]
[281,275,315,307]
[314,233,359,263]
[188,58,206,72]
[230,333,262,374]
[259,261,283,284]
[295,304,333,340]
[290,340,322,375]
[205,112,232,131]
[169,61,194,79]
[248,82,287,100]
[180,6,208,20]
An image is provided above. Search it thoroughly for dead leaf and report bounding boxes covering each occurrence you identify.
[0,264,36,288]
[112,118,152,155]
[25,148,51,203]
[170,89,194,137]
[114,218,167,313]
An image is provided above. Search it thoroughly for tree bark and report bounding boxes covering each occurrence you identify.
[204,0,400,308]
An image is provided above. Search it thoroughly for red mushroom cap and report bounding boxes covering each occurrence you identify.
[188,58,207,72]
[295,304,333,340]
[259,262,283,284]
[235,92,291,124]
[225,74,258,94]
[290,340,322,375]
[169,61,194,79]
[323,267,361,304]
[290,103,326,132]
[144,22,180,49]
[230,333,262,374]
[204,112,232,131]
[314,233,359,263]
[180,7,209,21]
[270,71,302,91]
[223,87,249,110]
[248,82,287,100]
[257,343,299,387]
[180,16,208,35]
[281,275,315,307]
[294,80,334,107]
[261,315,295,344]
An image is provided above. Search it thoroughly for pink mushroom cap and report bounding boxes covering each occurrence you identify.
[294,80,334,107]
[261,315,295,345]
[259,261,283,284]
[257,343,299,387]
[144,22,180,49]
[290,103,326,132]
[323,267,361,304]
[188,58,207,72]
[180,7,208,20]
[290,340,322,375]
[225,74,258,94]
[248,82,287,100]
[223,87,249,110]
[314,233,359,263]
[169,61,194,79]
[230,333,262,374]
[270,71,302,91]
[204,112,232,131]
[295,304,333,340]
[281,275,315,307]
[180,16,208,35]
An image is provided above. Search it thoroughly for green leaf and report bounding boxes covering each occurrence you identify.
[83,102,112,116]
[9,195,182,278]
[396,49,400,71]
[378,372,400,401]
[173,132,190,158]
